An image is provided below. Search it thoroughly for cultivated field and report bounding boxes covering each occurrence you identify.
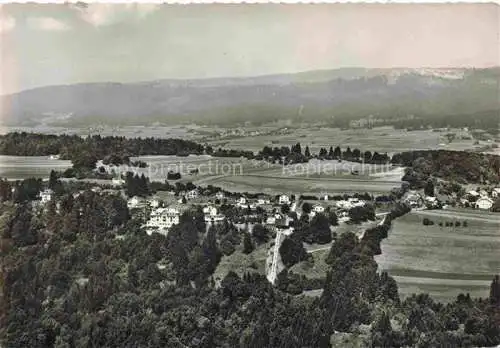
[0,155,72,179]
[199,174,401,195]
[208,126,488,155]
[375,209,500,303]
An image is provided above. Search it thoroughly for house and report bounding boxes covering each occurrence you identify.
[424,196,440,209]
[127,196,144,209]
[476,197,494,210]
[312,204,325,214]
[279,194,290,205]
[39,189,54,204]
[203,206,225,224]
[203,205,218,216]
[492,188,500,198]
[215,192,225,200]
[146,207,180,234]
[237,197,248,208]
[91,186,102,194]
[186,189,199,199]
[467,190,480,198]
[479,190,489,198]
[111,178,125,186]
[403,192,424,209]
[266,216,276,225]
[149,198,161,208]
[347,197,365,207]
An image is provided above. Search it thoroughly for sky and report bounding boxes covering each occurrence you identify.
[0,3,498,95]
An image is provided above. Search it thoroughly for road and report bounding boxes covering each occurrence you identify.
[266,230,285,285]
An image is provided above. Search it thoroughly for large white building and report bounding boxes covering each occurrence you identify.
[39,189,54,204]
[186,189,199,199]
[146,207,180,234]
[127,196,145,209]
[111,178,125,186]
[203,205,225,224]
[279,194,291,205]
[476,197,494,210]
[312,204,325,213]
[335,197,366,210]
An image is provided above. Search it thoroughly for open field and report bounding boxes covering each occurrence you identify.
[0,155,72,179]
[198,174,401,195]
[375,210,500,303]
[208,126,490,155]
[213,242,269,281]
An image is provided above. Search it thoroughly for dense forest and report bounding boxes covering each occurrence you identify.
[0,132,207,168]
[0,180,499,347]
[0,132,392,170]
[392,150,500,187]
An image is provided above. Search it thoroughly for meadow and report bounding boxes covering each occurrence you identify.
[208,126,486,155]
[375,210,500,303]
[0,155,72,179]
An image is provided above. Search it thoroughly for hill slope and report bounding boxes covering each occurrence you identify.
[1,67,498,126]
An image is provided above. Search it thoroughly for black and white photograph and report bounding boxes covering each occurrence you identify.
[0,3,499,347]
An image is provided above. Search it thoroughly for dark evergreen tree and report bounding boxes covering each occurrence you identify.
[334,146,342,159]
[242,231,255,254]
[304,146,311,158]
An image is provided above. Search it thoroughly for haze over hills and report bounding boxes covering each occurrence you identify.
[1,67,498,127]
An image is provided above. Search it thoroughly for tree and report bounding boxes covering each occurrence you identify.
[349,205,376,224]
[48,170,58,190]
[352,148,361,159]
[364,151,372,162]
[302,202,312,214]
[279,236,307,268]
[242,231,254,254]
[333,146,341,159]
[328,146,334,159]
[71,151,97,169]
[304,146,311,158]
[202,226,221,275]
[424,178,435,197]
[309,214,332,244]
[281,204,290,215]
[343,147,353,160]
[490,274,500,304]
[252,224,270,245]
[328,210,338,226]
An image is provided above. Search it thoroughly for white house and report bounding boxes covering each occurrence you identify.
[186,189,199,199]
[203,205,218,216]
[312,204,325,214]
[146,207,180,234]
[111,178,125,186]
[467,190,480,198]
[215,192,225,200]
[127,196,144,209]
[266,216,276,225]
[257,198,270,205]
[424,196,440,209]
[279,194,290,205]
[492,188,500,198]
[476,197,494,210]
[347,197,365,207]
[203,205,225,224]
[149,198,161,208]
[39,189,54,204]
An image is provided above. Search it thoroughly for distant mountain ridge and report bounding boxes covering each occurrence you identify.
[1,67,498,126]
